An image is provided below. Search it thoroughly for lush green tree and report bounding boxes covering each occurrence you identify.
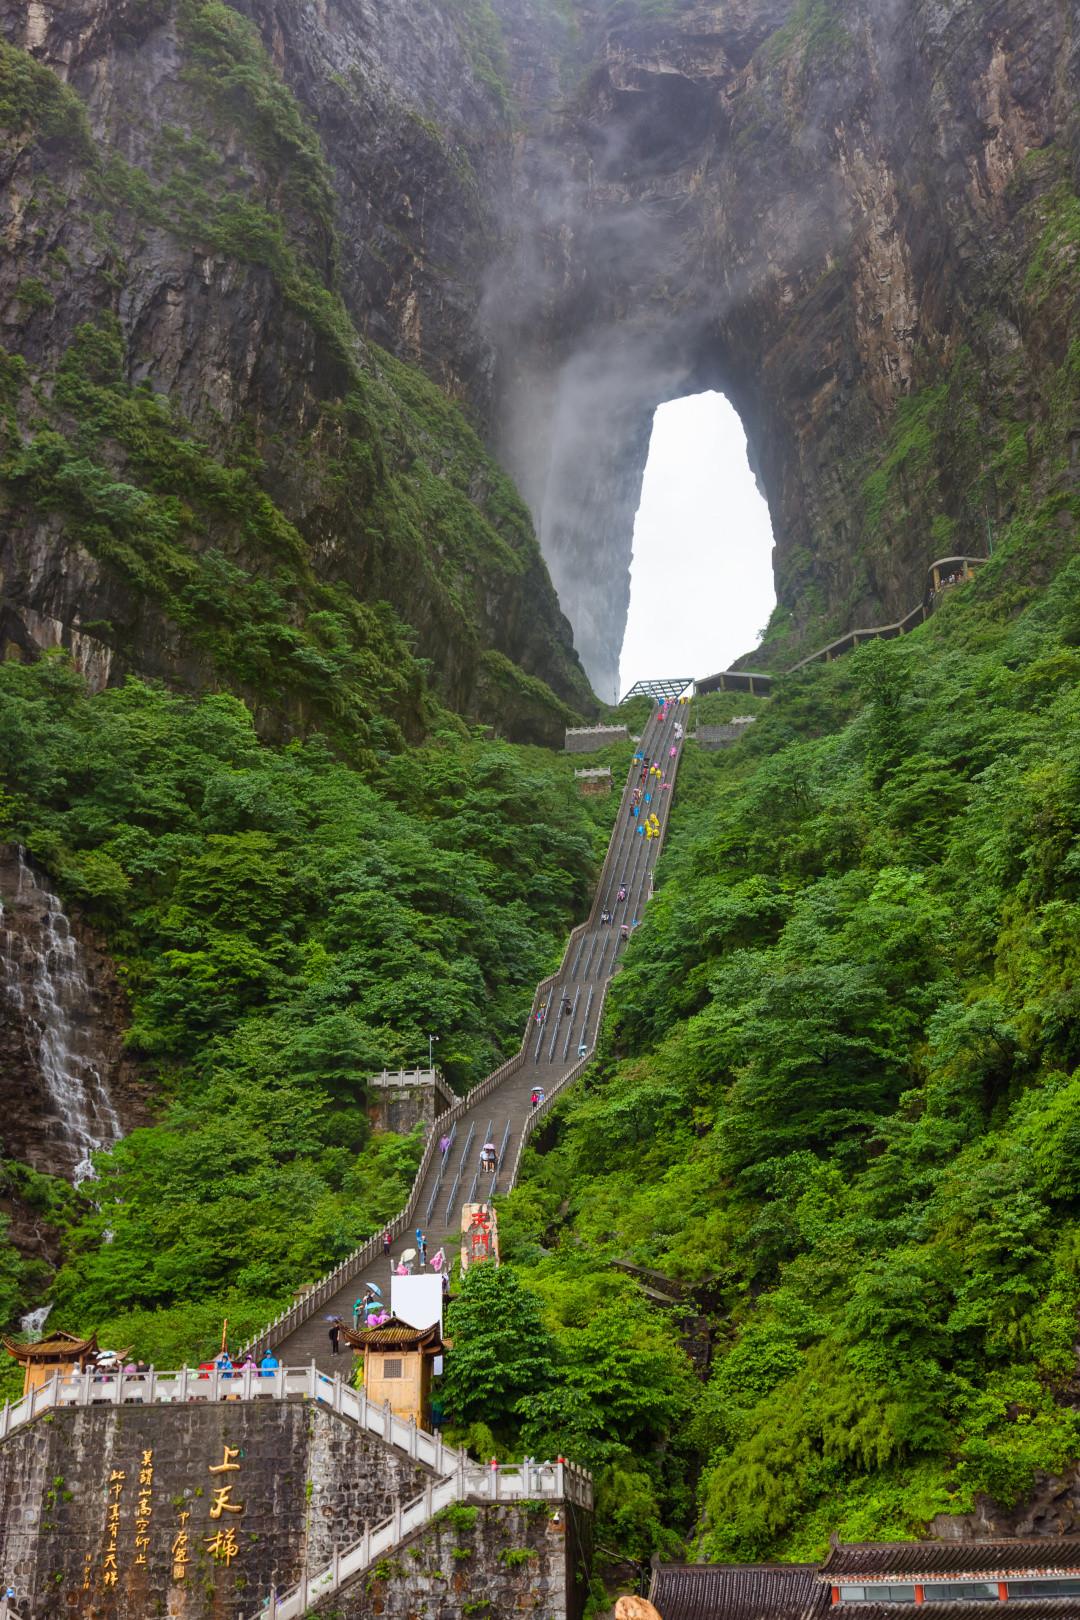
[441,1264,554,1430]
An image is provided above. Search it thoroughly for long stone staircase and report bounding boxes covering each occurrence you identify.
[0,698,679,1618]
[245,697,687,1377]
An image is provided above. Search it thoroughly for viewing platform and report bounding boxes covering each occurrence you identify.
[564,722,629,752]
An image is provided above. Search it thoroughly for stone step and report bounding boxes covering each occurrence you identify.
[261,704,686,1377]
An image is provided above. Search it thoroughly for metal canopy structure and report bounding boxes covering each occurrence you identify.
[619,677,693,705]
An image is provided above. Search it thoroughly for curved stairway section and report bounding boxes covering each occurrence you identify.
[695,554,986,697]
[244,700,687,1373]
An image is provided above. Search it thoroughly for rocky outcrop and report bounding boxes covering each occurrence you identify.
[0,843,150,1184]
[0,0,1076,708]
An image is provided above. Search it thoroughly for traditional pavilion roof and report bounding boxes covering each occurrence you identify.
[2,1329,98,1362]
[340,1315,442,1353]
[649,1562,829,1620]
[820,1538,1080,1579]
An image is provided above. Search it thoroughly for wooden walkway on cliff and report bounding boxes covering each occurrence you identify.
[244,700,687,1375]
[694,554,986,698]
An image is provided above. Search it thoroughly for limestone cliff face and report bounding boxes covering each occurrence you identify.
[488,0,1080,693]
[1,0,1076,709]
[0,0,592,742]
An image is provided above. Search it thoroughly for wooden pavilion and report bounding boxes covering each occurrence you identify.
[341,1315,443,1427]
[2,1329,99,1397]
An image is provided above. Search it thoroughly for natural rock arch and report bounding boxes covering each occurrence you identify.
[483,0,1077,698]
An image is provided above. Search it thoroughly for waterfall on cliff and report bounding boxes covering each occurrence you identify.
[0,847,122,1183]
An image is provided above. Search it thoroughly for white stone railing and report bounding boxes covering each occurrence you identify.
[0,1363,463,1473]
[368,1066,456,1109]
[0,1362,592,1620]
[255,1455,592,1619]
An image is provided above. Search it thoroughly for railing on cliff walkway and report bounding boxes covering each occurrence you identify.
[694,554,987,698]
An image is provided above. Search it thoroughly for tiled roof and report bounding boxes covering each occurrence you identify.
[2,1331,97,1360]
[340,1315,442,1351]
[821,1540,1080,1578]
[650,1562,830,1620]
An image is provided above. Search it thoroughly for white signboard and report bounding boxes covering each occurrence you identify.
[391,1273,443,1335]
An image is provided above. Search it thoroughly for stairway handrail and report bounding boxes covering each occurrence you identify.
[506,707,682,1186]
[0,1362,462,1471]
[242,705,677,1360]
[242,930,592,1357]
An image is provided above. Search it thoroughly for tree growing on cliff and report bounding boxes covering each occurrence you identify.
[441,1264,554,1431]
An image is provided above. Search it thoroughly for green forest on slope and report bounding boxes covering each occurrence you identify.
[473,544,1080,1570]
[0,659,629,1384]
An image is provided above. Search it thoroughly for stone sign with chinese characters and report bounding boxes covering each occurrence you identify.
[0,1401,431,1615]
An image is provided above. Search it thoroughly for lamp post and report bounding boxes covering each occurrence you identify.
[428,1033,438,1072]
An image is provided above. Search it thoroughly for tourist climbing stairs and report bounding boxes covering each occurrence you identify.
[244,698,687,1376]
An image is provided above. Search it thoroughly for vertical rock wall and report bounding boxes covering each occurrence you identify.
[309,1498,592,1620]
[486,0,1080,692]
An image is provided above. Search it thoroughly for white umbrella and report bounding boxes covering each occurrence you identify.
[400,1247,417,1264]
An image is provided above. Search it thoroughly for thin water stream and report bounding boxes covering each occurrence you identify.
[0,847,122,1183]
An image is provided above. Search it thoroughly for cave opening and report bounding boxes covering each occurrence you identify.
[619,392,776,699]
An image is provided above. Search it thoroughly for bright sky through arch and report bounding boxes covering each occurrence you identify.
[619,392,776,698]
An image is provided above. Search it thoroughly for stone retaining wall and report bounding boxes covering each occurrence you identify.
[564,725,628,753]
[310,1499,592,1620]
[0,1400,431,1617]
